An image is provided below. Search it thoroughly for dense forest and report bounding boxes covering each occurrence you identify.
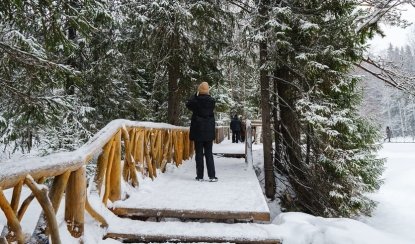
[361,42,415,139]
[1,0,415,218]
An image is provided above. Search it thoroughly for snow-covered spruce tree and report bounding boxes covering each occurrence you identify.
[260,1,386,217]
[0,1,91,152]
[118,0,234,125]
[0,1,133,153]
[218,4,261,121]
[75,2,149,131]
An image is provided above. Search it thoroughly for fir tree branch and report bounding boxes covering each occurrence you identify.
[0,42,79,74]
[0,78,33,101]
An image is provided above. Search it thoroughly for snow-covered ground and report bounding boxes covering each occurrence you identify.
[360,143,415,243]
[267,142,415,244]
[1,141,414,243]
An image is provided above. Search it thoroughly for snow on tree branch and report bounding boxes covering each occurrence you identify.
[356,57,415,95]
[355,0,414,33]
[0,42,79,75]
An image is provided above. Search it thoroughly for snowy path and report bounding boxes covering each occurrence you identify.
[112,153,270,218]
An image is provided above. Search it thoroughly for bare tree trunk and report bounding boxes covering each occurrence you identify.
[259,0,275,199]
[167,31,181,125]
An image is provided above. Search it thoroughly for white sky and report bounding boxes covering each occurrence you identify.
[369,5,415,53]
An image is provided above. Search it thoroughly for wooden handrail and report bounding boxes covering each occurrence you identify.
[215,126,230,144]
[0,119,193,243]
[245,120,253,168]
[0,120,189,189]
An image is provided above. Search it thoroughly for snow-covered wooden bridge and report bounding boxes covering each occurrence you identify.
[0,120,279,243]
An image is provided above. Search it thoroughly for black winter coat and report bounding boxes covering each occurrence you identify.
[186,94,216,141]
[230,117,241,132]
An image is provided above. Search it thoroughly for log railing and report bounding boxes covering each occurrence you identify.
[215,126,230,144]
[0,120,193,244]
[245,120,253,168]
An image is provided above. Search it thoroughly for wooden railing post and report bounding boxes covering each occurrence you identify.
[65,167,86,238]
[109,130,122,202]
[10,181,23,213]
[95,139,113,195]
[25,176,61,244]
[245,120,253,168]
[32,171,70,243]
[0,188,24,244]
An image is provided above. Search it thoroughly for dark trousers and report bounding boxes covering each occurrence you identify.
[232,130,240,143]
[194,140,215,179]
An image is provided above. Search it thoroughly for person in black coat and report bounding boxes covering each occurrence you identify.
[186,82,218,182]
[385,126,392,142]
[230,115,241,143]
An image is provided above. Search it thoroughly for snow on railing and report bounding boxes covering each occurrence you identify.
[0,119,193,243]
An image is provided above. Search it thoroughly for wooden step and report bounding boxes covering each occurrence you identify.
[105,220,281,243]
[213,152,246,158]
[112,207,270,221]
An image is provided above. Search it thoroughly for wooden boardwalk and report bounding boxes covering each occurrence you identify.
[105,220,281,243]
[111,150,269,222]
[0,120,278,243]
[106,140,278,243]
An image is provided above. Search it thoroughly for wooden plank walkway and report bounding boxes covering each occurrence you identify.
[106,140,276,242]
[112,158,270,221]
[105,220,281,243]
[112,150,269,221]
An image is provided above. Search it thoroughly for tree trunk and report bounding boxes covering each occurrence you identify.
[259,0,275,199]
[273,69,282,172]
[167,31,181,125]
[277,67,302,174]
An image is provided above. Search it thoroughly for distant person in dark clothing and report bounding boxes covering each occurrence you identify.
[240,118,246,142]
[230,115,241,143]
[186,82,218,182]
[385,126,392,142]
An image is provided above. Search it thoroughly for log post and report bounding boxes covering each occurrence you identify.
[95,139,113,195]
[17,194,35,221]
[121,126,138,187]
[166,130,173,165]
[65,167,86,238]
[10,181,23,213]
[103,138,117,204]
[183,131,188,160]
[109,130,122,202]
[150,130,158,177]
[24,176,61,244]
[145,130,155,179]
[0,188,25,244]
[85,196,108,228]
[176,131,183,165]
[136,129,144,165]
[161,130,171,172]
[32,171,71,242]
[190,140,194,158]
